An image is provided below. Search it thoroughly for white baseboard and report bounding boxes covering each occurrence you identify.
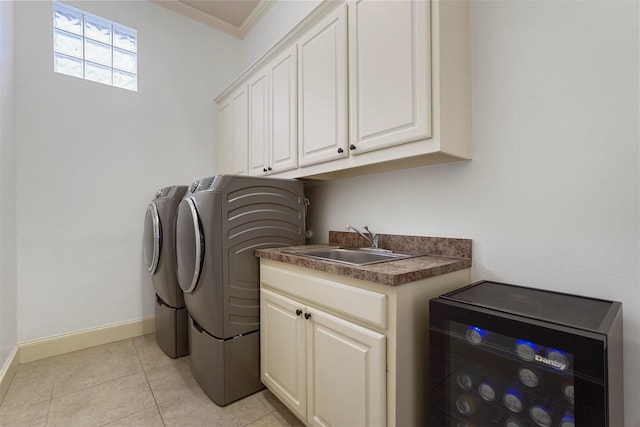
[0,345,20,405]
[19,316,156,364]
[0,316,156,404]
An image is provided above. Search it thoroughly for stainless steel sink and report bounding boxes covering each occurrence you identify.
[283,247,415,266]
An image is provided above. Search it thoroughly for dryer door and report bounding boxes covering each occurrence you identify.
[175,197,204,294]
[143,202,162,274]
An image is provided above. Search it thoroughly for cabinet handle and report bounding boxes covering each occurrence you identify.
[296,309,302,316]
[337,147,343,154]
[304,312,311,320]
[349,144,356,151]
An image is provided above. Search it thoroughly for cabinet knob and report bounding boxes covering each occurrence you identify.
[304,312,311,320]
[296,309,302,316]
[267,166,273,171]
[263,168,268,173]
[337,147,343,154]
[349,144,356,151]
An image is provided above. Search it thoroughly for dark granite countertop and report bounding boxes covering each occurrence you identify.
[255,232,472,286]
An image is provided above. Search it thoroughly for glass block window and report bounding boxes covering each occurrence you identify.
[53,2,137,91]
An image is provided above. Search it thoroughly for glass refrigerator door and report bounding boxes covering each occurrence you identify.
[429,300,608,427]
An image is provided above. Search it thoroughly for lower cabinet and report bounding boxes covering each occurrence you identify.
[259,259,471,427]
[261,288,386,427]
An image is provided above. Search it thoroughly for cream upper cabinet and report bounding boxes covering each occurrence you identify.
[297,4,348,167]
[216,85,248,175]
[215,0,470,179]
[248,47,298,176]
[299,0,470,179]
[348,0,429,154]
[261,285,386,427]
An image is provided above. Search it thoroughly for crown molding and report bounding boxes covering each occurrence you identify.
[239,1,276,39]
[152,0,276,39]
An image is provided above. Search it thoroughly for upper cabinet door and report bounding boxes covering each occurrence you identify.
[216,100,232,174]
[270,47,298,174]
[348,0,430,155]
[248,70,269,176]
[298,4,348,167]
[248,47,298,176]
[217,85,248,175]
[230,87,249,174]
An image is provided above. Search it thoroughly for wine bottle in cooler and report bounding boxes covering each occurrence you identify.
[475,366,509,406]
[502,387,528,415]
[454,361,488,392]
[559,412,575,427]
[464,325,489,346]
[528,403,554,427]
[503,414,533,427]
[528,392,575,427]
[476,377,501,404]
[517,366,541,389]
[454,393,479,418]
[514,339,541,363]
[543,348,571,372]
[453,393,505,426]
[561,380,575,406]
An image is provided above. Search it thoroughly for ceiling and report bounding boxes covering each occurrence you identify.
[152,0,274,39]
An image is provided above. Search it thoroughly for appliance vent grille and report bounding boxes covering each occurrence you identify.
[155,187,170,199]
[201,177,216,191]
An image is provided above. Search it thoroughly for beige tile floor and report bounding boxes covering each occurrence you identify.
[0,334,303,427]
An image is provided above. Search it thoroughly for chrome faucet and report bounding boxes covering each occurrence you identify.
[346,225,379,249]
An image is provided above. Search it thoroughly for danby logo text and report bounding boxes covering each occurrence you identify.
[534,354,567,370]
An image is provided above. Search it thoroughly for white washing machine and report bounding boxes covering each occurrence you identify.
[143,185,189,358]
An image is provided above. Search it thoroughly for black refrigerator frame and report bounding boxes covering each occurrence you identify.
[429,280,623,427]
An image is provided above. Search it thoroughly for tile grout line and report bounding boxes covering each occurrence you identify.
[43,374,54,427]
[48,367,145,401]
[242,411,275,427]
[133,336,167,427]
[3,336,169,426]
[50,339,152,426]
[45,339,145,401]
[96,404,160,427]
[1,357,55,425]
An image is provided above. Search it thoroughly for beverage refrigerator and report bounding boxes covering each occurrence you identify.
[429,280,623,427]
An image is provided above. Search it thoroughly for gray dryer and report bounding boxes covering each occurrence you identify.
[175,175,305,406]
[144,185,189,358]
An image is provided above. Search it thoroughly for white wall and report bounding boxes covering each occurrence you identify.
[0,0,17,368]
[14,1,242,342]
[247,0,640,424]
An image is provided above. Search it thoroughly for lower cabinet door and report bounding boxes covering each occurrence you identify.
[261,289,307,419]
[306,307,386,427]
